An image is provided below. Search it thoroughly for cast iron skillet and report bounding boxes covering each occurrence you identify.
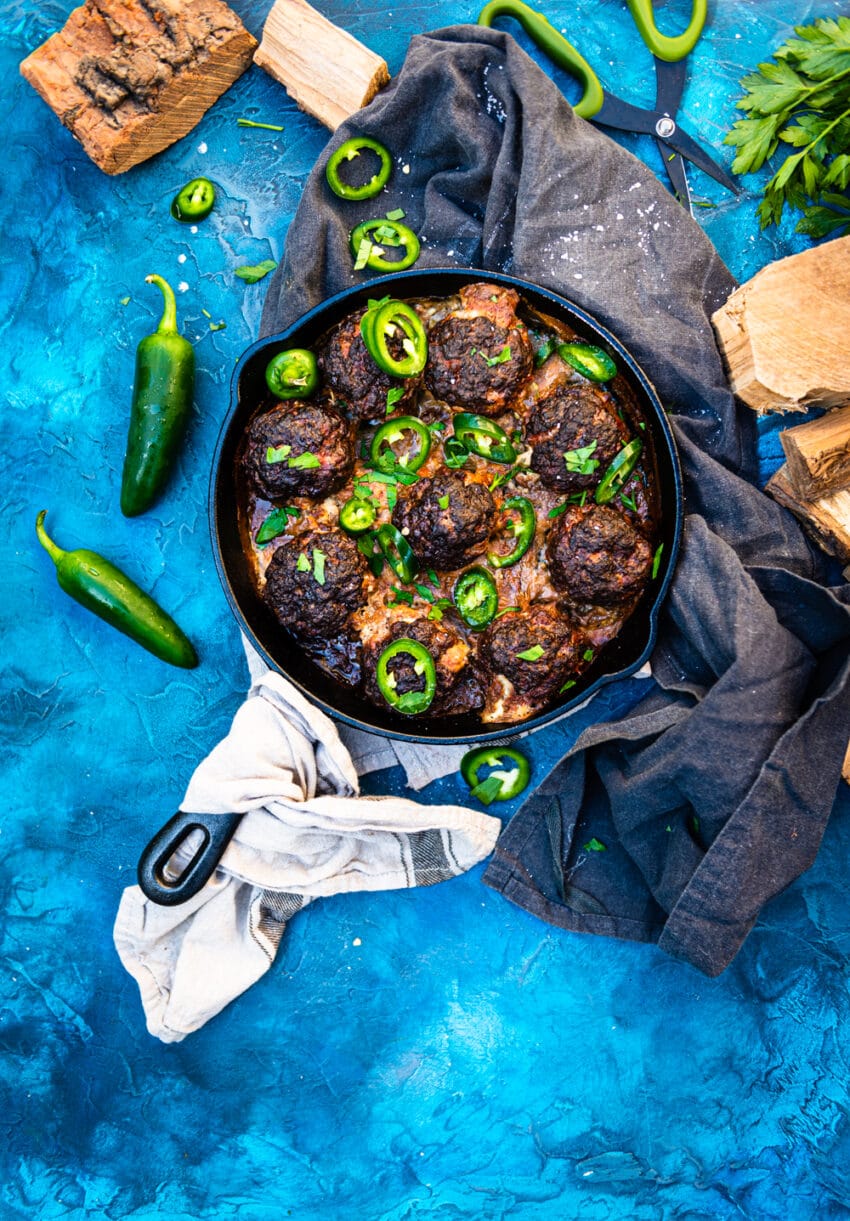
[137,268,682,905]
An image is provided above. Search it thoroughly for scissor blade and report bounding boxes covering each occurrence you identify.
[663,125,739,194]
[656,141,694,216]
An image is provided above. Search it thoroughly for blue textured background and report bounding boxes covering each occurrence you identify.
[5,1,850,1217]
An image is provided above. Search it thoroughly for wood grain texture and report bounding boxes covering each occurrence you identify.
[712,235,850,415]
[766,463,850,564]
[781,405,850,500]
[20,0,257,174]
[254,0,389,130]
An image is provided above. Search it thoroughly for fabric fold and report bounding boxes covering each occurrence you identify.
[114,658,499,1042]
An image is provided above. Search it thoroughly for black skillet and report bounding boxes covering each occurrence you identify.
[137,268,683,905]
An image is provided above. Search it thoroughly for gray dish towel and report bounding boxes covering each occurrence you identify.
[261,25,850,977]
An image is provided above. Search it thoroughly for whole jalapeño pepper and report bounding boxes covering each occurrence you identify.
[120,274,195,518]
[36,511,198,668]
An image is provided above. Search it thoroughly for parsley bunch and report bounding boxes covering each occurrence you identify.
[724,16,850,237]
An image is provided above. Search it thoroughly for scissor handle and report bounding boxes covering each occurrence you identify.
[478,0,605,119]
[626,0,706,63]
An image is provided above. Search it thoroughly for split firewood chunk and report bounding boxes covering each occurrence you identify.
[20,0,257,175]
[780,405,850,500]
[766,463,850,564]
[254,0,389,131]
[711,235,850,415]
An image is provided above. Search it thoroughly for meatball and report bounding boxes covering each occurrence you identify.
[479,604,587,702]
[548,503,652,607]
[364,617,484,717]
[264,527,366,641]
[392,471,495,572]
[243,398,354,500]
[527,383,631,493]
[424,283,534,413]
[317,312,419,423]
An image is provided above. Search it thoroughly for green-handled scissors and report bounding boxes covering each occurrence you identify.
[478,0,738,214]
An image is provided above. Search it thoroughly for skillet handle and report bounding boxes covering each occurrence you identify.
[137,810,244,906]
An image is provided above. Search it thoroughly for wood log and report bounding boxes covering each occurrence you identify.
[780,405,850,500]
[20,0,257,175]
[766,463,850,563]
[711,235,850,415]
[254,0,390,131]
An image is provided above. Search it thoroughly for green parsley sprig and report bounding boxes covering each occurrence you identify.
[724,16,850,236]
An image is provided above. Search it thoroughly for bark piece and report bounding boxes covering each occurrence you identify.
[20,0,257,174]
[254,0,389,131]
[766,463,850,564]
[780,405,850,500]
[711,235,850,415]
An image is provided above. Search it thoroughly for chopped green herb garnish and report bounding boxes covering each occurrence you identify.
[559,679,577,693]
[235,260,278,283]
[583,648,595,663]
[548,502,570,519]
[296,552,311,572]
[255,505,299,544]
[427,597,453,621]
[438,493,450,509]
[620,492,638,512]
[494,605,520,619]
[209,320,227,331]
[237,118,285,131]
[652,542,664,579]
[516,644,545,662]
[387,587,415,607]
[120,296,131,306]
[583,838,607,852]
[563,440,599,476]
[354,238,377,270]
[288,451,321,469]
[426,568,440,587]
[489,465,521,492]
[414,582,436,602]
[386,386,404,414]
[482,343,512,367]
[266,444,292,464]
[470,774,507,805]
[312,548,327,585]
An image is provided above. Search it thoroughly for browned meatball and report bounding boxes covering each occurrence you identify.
[424,283,534,413]
[363,617,484,717]
[264,528,366,641]
[317,312,419,423]
[527,383,631,493]
[548,503,652,606]
[392,471,495,572]
[478,604,587,701]
[243,399,354,500]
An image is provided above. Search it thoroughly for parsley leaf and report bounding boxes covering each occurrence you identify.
[288,452,321,469]
[516,644,545,662]
[563,440,599,476]
[266,444,292,464]
[312,549,326,586]
[724,16,850,234]
[481,343,512,367]
[296,552,311,572]
[583,837,607,853]
[386,386,405,414]
[235,259,278,283]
